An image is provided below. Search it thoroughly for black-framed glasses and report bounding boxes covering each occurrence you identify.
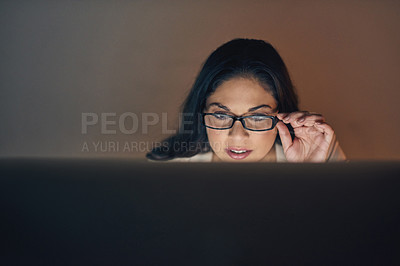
[202,113,278,131]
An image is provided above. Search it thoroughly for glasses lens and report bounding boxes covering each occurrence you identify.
[204,114,233,129]
[244,116,274,130]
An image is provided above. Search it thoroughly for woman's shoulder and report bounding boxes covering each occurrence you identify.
[150,143,286,163]
[169,151,213,162]
[275,138,347,162]
[148,141,346,163]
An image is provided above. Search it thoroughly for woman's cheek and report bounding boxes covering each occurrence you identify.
[207,129,227,154]
[251,131,277,153]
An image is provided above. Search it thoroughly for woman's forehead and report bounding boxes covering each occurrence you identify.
[206,77,277,111]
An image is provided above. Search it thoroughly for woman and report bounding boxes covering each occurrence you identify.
[147,38,346,162]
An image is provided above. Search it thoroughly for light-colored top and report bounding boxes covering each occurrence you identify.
[159,138,346,163]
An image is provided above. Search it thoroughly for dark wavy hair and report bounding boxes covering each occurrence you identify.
[146,38,298,160]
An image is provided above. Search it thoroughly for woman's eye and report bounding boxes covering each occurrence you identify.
[250,116,268,122]
[213,113,229,120]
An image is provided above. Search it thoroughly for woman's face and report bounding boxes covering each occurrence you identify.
[204,77,278,162]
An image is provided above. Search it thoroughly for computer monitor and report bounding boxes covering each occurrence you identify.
[1,158,399,265]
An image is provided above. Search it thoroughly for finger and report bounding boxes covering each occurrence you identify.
[279,111,309,124]
[293,126,320,137]
[314,122,335,142]
[276,113,289,120]
[276,121,292,153]
[277,112,307,121]
[296,114,325,127]
[289,114,325,128]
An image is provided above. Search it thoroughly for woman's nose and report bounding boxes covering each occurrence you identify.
[228,120,249,137]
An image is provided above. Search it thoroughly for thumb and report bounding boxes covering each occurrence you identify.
[276,121,293,153]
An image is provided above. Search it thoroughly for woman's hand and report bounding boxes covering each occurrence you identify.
[276,111,335,162]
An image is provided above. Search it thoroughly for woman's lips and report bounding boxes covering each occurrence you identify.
[225,148,253,160]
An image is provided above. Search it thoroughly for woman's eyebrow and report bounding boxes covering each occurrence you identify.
[208,102,230,111]
[208,103,273,112]
[248,104,272,112]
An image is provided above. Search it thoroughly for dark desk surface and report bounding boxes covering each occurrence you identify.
[1,159,399,265]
